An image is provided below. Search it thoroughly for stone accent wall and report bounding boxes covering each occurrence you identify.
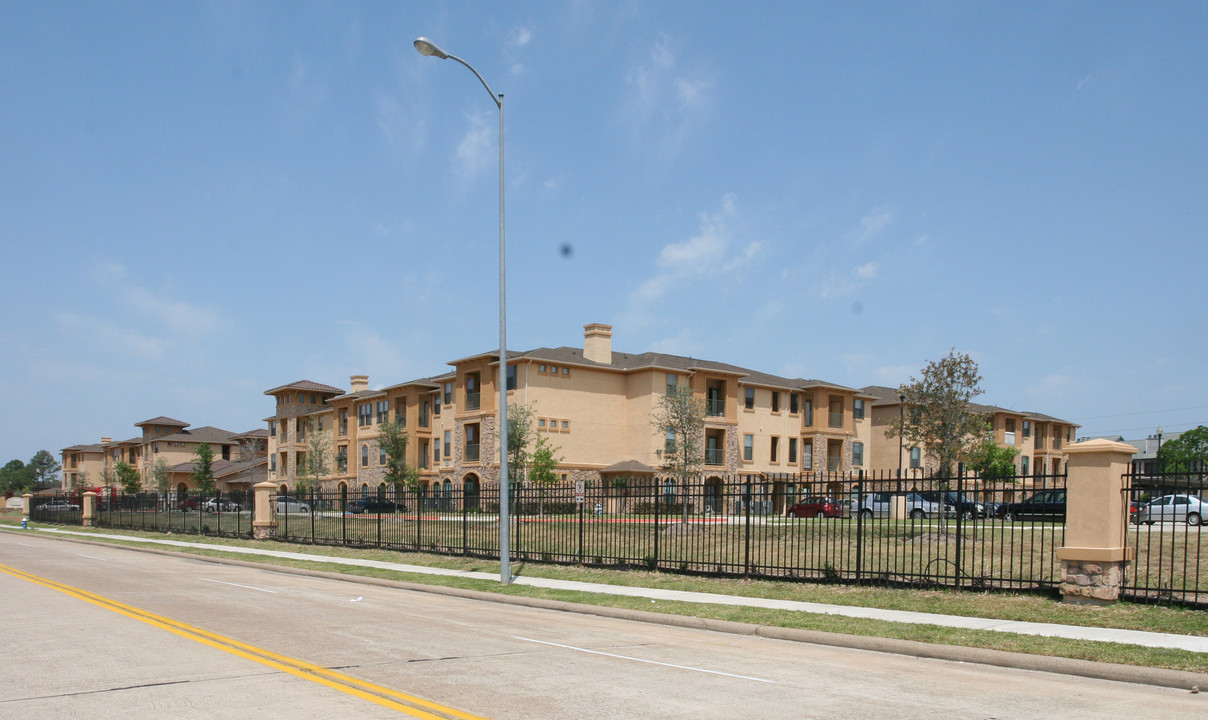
[1060,559,1126,604]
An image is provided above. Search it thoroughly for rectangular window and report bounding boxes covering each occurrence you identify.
[743,434,754,461]
[910,447,921,469]
[790,393,799,414]
[376,400,389,424]
[379,446,387,466]
[339,411,349,435]
[852,441,864,467]
[1022,420,1032,438]
[828,396,844,428]
[419,401,430,427]
[465,424,480,462]
[296,418,305,440]
[506,364,517,391]
[358,404,372,427]
[666,373,677,394]
[433,396,441,416]
[538,418,546,428]
[550,365,559,375]
[269,420,276,437]
[561,420,569,430]
[296,451,306,471]
[804,399,814,426]
[337,447,347,472]
[444,382,453,406]
[1021,455,1030,476]
[539,364,547,373]
[270,455,277,472]
[418,439,430,469]
[665,427,676,454]
[433,438,441,465]
[802,440,813,470]
[1005,419,1016,446]
[771,392,780,413]
[770,436,780,462]
[396,400,406,427]
[443,430,451,459]
[853,398,865,420]
[788,438,798,464]
[562,367,570,377]
[745,387,755,410]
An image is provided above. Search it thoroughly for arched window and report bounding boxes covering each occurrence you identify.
[377,482,387,500]
[361,444,369,467]
[662,478,677,501]
[360,483,369,498]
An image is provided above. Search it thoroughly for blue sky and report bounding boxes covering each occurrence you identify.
[2,1,1206,465]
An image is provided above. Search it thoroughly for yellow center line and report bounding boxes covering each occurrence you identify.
[0,563,486,720]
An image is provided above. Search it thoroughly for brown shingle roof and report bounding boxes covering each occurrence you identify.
[135,416,190,428]
[263,380,346,396]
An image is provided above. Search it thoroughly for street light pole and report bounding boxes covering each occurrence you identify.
[898,393,905,491]
[415,37,511,585]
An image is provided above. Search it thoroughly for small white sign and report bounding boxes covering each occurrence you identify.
[574,480,585,503]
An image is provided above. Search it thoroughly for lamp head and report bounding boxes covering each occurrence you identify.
[414,37,449,60]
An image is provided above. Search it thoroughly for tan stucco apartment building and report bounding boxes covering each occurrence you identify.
[265,324,876,504]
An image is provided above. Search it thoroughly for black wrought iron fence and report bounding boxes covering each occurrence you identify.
[1123,470,1208,607]
[93,490,254,538]
[272,469,1067,593]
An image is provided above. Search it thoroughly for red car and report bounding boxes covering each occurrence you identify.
[786,497,843,518]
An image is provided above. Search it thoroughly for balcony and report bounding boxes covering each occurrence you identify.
[705,448,724,466]
[828,412,843,428]
[465,392,481,411]
[706,398,725,417]
[465,442,480,462]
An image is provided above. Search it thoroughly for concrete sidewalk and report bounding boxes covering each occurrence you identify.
[16,525,1208,655]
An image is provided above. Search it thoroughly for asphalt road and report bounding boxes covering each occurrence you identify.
[2,531,1204,719]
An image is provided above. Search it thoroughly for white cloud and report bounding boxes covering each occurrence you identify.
[852,208,892,246]
[53,311,167,360]
[819,262,879,299]
[456,111,493,178]
[619,33,712,166]
[625,195,760,322]
[512,25,533,48]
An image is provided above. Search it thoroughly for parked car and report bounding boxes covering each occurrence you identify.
[203,497,242,513]
[1133,494,1207,526]
[994,490,1066,522]
[276,496,311,514]
[347,497,401,514]
[39,499,80,512]
[851,492,951,520]
[178,498,201,512]
[917,490,986,519]
[786,496,843,518]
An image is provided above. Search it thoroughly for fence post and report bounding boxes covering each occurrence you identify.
[854,474,864,585]
[1058,439,1136,604]
[22,493,32,521]
[251,481,278,540]
[743,477,752,577]
[81,491,97,527]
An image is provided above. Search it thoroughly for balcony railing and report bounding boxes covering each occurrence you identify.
[706,398,725,416]
[828,412,843,428]
[465,392,481,411]
[465,442,480,462]
[705,448,724,466]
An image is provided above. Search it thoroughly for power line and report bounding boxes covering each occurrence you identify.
[1079,421,1203,439]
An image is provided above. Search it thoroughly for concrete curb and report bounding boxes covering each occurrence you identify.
[19,528,1207,693]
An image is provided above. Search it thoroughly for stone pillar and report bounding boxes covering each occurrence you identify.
[22,493,32,518]
[252,481,278,540]
[82,491,97,527]
[1057,439,1136,604]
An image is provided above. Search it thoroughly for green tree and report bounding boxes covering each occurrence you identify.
[116,461,141,494]
[100,466,117,490]
[0,459,34,493]
[529,434,564,515]
[1157,426,1208,473]
[192,442,216,494]
[299,418,331,495]
[504,403,536,484]
[651,384,706,522]
[378,419,419,492]
[152,457,172,496]
[965,433,1020,480]
[28,450,61,489]
[886,350,988,478]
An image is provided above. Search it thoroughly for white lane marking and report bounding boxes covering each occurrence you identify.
[199,577,278,594]
[514,636,777,684]
[77,554,106,560]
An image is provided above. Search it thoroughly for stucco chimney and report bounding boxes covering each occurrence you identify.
[583,323,613,365]
[101,437,112,444]
[350,375,369,393]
